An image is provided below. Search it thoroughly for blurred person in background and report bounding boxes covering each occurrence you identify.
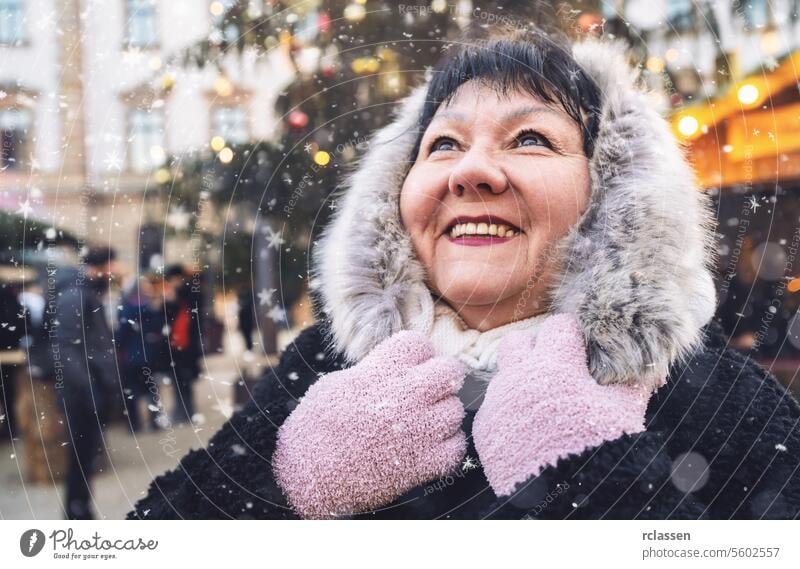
[164,264,201,425]
[238,285,255,359]
[18,279,49,383]
[0,266,29,440]
[117,274,165,433]
[54,246,120,520]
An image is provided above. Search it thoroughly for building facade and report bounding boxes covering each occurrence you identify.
[0,0,295,271]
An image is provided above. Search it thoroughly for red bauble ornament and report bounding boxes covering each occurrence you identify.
[288,110,309,129]
[318,12,331,33]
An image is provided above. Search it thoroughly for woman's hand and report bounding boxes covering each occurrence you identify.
[272,331,468,519]
[473,313,655,498]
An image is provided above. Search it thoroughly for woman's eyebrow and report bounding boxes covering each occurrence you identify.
[501,104,566,123]
[430,104,567,125]
[430,109,468,123]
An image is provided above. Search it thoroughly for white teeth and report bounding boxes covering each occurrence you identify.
[448,222,519,238]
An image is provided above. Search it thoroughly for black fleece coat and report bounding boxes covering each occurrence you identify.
[127,318,800,520]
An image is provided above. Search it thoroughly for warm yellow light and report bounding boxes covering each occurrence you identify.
[377,46,397,62]
[154,168,171,184]
[219,147,234,163]
[678,115,699,137]
[314,150,330,166]
[210,136,226,152]
[665,48,679,63]
[150,145,166,164]
[737,83,759,105]
[646,56,665,74]
[161,73,175,90]
[351,58,366,74]
[760,31,781,55]
[209,2,225,17]
[344,3,366,22]
[215,76,233,97]
[364,57,380,73]
[431,0,448,13]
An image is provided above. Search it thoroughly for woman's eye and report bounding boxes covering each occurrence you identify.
[516,130,552,149]
[429,137,457,153]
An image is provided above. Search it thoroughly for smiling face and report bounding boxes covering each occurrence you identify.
[399,81,592,331]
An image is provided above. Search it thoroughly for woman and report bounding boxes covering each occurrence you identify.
[127,32,800,520]
[117,276,164,433]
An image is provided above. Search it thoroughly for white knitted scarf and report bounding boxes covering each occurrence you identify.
[401,286,549,375]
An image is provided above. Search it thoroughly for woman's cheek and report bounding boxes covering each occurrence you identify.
[521,166,590,236]
[399,176,436,264]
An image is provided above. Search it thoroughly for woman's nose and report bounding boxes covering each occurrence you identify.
[447,150,509,197]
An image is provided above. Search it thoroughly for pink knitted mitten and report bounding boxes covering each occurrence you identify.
[473,313,656,497]
[272,331,468,518]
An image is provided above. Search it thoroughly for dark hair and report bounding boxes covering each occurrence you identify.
[81,246,116,268]
[409,34,602,162]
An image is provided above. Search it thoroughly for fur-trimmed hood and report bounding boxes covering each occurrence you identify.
[310,39,718,390]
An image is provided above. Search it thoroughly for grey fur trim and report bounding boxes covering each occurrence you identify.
[549,40,718,389]
[311,86,430,364]
[311,39,718,388]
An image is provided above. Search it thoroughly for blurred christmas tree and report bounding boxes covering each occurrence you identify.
[0,211,79,262]
[153,0,592,323]
[162,0,580,215]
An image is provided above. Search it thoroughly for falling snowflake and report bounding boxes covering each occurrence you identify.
[266,305,285,323]
[264,226,285,250]
[103,152,124,171]
[257,287,277,306]
[775,443,788,452]
[461,455,478,471]
[747,195,761,212]
[16,199,33,218]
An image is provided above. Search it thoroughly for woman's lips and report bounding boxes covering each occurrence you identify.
[443,234,520,247]
[443,219,523,246]
[446,220,521,238]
